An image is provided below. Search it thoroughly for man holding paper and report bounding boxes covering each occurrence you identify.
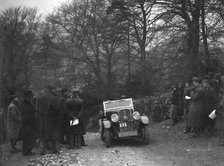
[214,90,224,145]
[183,82,192,133]
[202,76,217,136]
[66,89,87,148]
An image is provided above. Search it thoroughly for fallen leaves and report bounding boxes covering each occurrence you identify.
[27,149,79,166]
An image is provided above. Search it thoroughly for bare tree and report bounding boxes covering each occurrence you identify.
[0,7,40,107]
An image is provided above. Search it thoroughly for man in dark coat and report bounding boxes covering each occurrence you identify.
[170,85,182,126]
[58,88,70,144]
[152,100,163,122]
[209,73,221,98]
[188,77,206,138]
[20,90,37,155]
[202,76,217,135]
[65,89,86,148]
[183,82,192,133]
[214,91,224,145]
[36,85,60,155]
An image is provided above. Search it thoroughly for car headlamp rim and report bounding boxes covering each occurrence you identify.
[133,111,140,120]
[111,113,119,122]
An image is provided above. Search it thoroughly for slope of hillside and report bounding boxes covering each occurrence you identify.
[148,120,224,166]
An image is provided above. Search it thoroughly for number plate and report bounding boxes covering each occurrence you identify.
[118,131,138,137]
[119,122,127,128]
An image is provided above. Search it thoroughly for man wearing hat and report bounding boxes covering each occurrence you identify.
[65,89,87,148]
[20,90,37,155]
[202,75,217,136]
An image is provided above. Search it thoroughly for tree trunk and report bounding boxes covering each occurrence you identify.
[184,0,201,76]
[127,24,131,83]
[72,60,76,87]
[25,56,30,89]
[140,2,148,87]
[107,52,113,99]
[201,0,211,72]
[0,43,3,108]
[187,23,200,75]
[54,68,57,86]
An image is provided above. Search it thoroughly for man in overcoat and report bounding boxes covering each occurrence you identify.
[58,88,70,144]
[170,85,182,126]
[188,77,206,138]
[20,90,37,155]
[214,90,224,145]
[7,96,21,152]
[202,76,217,135]
[183,82,192,133]
[36,85,60,155]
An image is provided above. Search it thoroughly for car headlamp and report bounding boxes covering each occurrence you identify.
[133,111,140,120]
[111,114,119,122]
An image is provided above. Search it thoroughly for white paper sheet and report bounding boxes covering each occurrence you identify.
[70,119,79,126]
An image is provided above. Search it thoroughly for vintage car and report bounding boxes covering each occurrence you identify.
[100,98,150,148]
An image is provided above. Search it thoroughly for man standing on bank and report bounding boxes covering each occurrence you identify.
[7,95,21,152]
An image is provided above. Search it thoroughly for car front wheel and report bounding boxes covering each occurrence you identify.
[141,125,150,145]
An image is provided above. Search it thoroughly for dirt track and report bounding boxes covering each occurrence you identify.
[3,120,224,166]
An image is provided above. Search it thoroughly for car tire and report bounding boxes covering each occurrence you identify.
[105,129,112,148]
[141,125,150,145]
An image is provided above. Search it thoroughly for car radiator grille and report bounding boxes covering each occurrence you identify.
[118,109,133,121]
[118,109,138,133]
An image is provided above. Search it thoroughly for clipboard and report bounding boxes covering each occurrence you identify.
[70,119,79,126]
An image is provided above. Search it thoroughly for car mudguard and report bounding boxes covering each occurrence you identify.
[140,116,149,124]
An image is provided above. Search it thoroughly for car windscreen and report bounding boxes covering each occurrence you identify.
[103,98,133,111]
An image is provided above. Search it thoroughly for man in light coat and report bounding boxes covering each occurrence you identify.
[7,96,21,152]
